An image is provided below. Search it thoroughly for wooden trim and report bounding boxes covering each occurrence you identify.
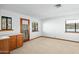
[31,36,42,40]
[65,20,67,32]
[23,36,42,42]
[20,18,22,33]
[28,19,30,41]
[0,29,13,32]
[0,51,10,54]
[24,35,79,43]
[42,36,79,43]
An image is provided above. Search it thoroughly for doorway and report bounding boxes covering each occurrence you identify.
[20,18,30,42]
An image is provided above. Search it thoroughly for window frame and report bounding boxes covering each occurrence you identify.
[65,20,79,33]
[1,16,12,31]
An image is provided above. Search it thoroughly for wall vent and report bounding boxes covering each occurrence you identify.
[55,4,61,8]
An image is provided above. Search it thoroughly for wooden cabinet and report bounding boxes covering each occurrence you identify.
[9,35,17,51]
[0,34,23,53]
[0,38,10,54]
[16,34,23,48]
[9,34,23,51]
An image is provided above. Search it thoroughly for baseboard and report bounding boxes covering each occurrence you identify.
[30,36,42,40]
[29,36,79,43]
[42,36,79,43]
[0,51,10,54]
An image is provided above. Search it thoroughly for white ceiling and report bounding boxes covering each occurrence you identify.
[0,4,79,20]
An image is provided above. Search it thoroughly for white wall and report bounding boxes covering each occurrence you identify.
[0,9,42,40]
[42,14,79,41]
[30,17,42,39]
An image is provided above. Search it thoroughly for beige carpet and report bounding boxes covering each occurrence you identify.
[11,37,79,54]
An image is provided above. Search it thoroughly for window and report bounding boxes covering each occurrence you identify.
[32,22,38,32]
[65,20,79,32]
[1,16,12,30]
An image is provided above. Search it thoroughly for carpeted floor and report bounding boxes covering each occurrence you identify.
[11,37,79,54]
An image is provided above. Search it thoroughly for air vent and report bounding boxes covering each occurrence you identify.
[55,4,61,8]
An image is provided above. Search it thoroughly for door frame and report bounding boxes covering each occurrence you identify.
[20,18,30,41]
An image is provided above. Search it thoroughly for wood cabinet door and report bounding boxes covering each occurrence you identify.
[17,34,23,48]
[9,35,17,51]
[0,39,10,54]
